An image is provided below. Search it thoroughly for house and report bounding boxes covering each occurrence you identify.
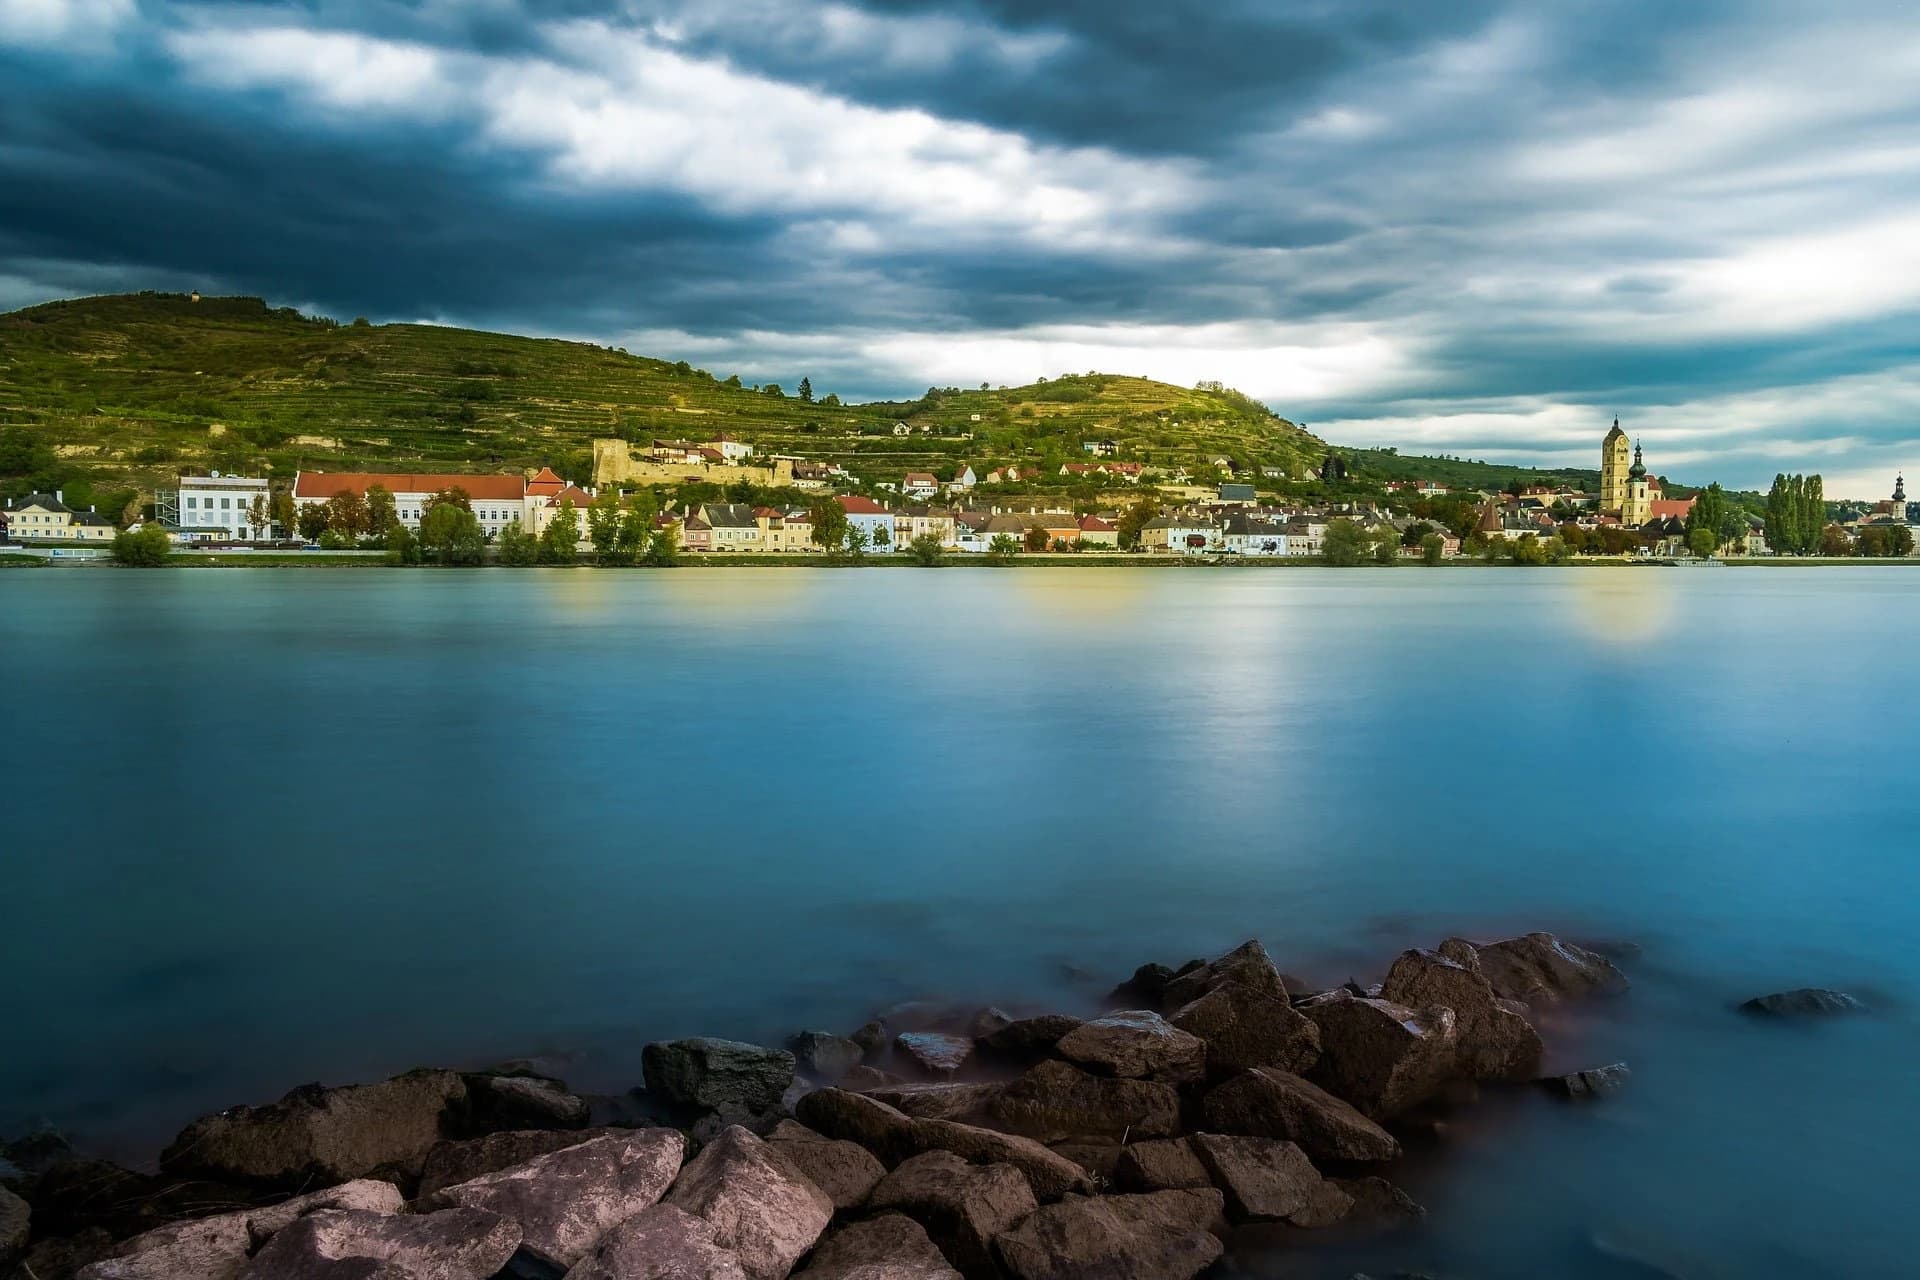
[678,509,713,553]
[948,466,977,493]
[952,510,994,553]
[1077,514,1119,549]
[1284,518,1326,557]
[529,483,596,547]
[896,505,958,548]
[1137,514,1178,551]
[982,512,1033,547]
[704,434,753,462]
[700,502,763,552]
[1218,483,1257,505]
[902,472,939,500]
[1027,511,1081,549]
[1,492,117,543]
[891,422,911,436]
[169,473,272,540]
[837,495,897,550]
[1083,439,1117,457]
[292,471,531,540]
[1060,461,1144,483]
[1163,516,1219,555]
[1223,511,1287,556]
[790,461,848,491]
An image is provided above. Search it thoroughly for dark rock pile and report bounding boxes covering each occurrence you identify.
[0,932,1633,1280]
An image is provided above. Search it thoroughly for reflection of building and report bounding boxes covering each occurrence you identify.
[1600,418,1631,512]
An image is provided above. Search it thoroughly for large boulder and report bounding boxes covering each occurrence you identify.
[1469,933,1627,1005]
[1161,941,1289,1011]
[993,1190,1224,1280]
[904,1121,1090,1201]
[666,1126,833,1280]
[1201,1068,1399,1163]
[1739,989,1867,1018]
[894,1034,975,1078]
[1298,992,1460,1119]
[418,1129,622,1198]
[1538,1063,1631,1100]
[562,1203,747,1280]
[420,1128,686,1274]
[793,1090,917,1164]
[159,1070,469,1188]
[464,1073,591,1132]
[789,1033,868,1083]
[1,1187,26,1263]
[237,1206,518,1280]
[980,1016,1083,1061]
[987,1060,1181,1144]
[866,1083,1001,1123]
[1111,1139,1211,1193]
[764,1121,885,1211]
[794,1213,961,1280]
[867,1152,1036,1279]
[1380,947,1543,1081]
[1054,1013,1205,1084]
[643,1040,796,1115]
[77,1179,406,1280]
[1109,962,1182,1008]
[1188,1135,1351,1228]
[1168,983,1320,1078]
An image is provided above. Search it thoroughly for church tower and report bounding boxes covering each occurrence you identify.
[1895,474,1908,522]
[1600,418,1631,513]
[1622,442,1652,526]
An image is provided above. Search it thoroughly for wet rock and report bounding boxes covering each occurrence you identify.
[794,1213,961,1280]
[1055,1012,1204,1084]
[790,1033,868,1083]
[841,1065,906,1091]
[76,1181,408,1280]
[793,1090,916,1164]
[966,1009,1015,1040]
[1189,1134,1352,1228]
[895,1034,975,1078]
[994,1190,1225,1280]
[867,1152,1035,1280]
[1162,941,1289,1011]
[158,1070,469,1188]
[1112,1139,1211,1193]
[987,1060,1181,1144]
[643,1039,796,1115]
[563,1202,747,1280]
[1470,933,1627,1005]
[1201,1068,1400,1163]
[850,1022,889,1057]
[1331,1176,1425,1228]
[418,1129,621,1199]
[1,1188,25,1263]
[763,1121,885,1211]
[1169,983,1321,1078]
[1109,963,1179,1008]
[1538,1063,1631,1100]
[666,1126,832,1280]
[1380,947,1543,1082]
[236,1206,518,1280]
[865,1083,1002,1123]
[420,1128,685,1274]
[906,1122,1091,1201]
[465,1074,591,1132]
[1739,989,1867,1018]
[980,1016,1084,1061]
[1299,992,1460,1120]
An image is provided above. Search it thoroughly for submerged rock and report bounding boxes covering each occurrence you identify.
[1331,1175,1426,1228]
[794,1213,961,1279]
[562,1203,747,1280]
[1470,933,1627,1005]
[894,1033,976,1078]
[1108,963,1180,1009]
[987,1060,1182,1144]
[789,1033,868,1083]
[666,1127,833,1280]
[236,1206,518,1280]
[1379,947,1543,1082]
[1739,989,1867,1018]
[1189,1134,1351,1228]
[1298,992,1460,1120]
[993,1189,1225,1280]
[1201,1068,1400,1163]
[868,1151,1036,1279]
[1538,1063,1632,1101]
[643,1039,796,1115]
[1055,1012,1205,1084]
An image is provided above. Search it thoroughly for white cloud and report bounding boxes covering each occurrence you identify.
[165,26,457,113]
[0,0,132,50]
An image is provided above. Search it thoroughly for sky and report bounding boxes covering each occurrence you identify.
[4,1,1919,495]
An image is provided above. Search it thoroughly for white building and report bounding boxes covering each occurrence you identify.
[292,470,532,539]
[173,473,270,539]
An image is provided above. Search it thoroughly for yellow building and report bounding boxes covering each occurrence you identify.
[1599,418,1631,513]
[3,492,116,542]
[1621,442,1653,526]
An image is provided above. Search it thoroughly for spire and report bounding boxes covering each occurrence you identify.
[1896,474,1907,503]
[1628,441,1646,480]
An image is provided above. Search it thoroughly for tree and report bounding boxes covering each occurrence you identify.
[324,489,369,535]
[1117,500,1158,551]
[1890,525,1915,558]
[424,486,472,515]
[821,393,841,406]
[497,521,539,565]
[588,492,623,563]
[539,500,579,563]
[270,489,297,539]
[1688,526,1718,559]
[1509,533,1549,565]
[906,532,945,565]
[1322,518,1366,565]
[1688,482,1727,548]
[808,496,849,554]
[112,523,172,566]
[1023,523,1051,553]
[986,533,1021,563]
[798,377,813,403]
[419,502,484,564]
[246,493,271,541]
[384,522,421,565]
[762,383,785,398]
[297,502,329,541]
[1766,473,1826,555]
[1370,525,1399,565]
[1400,521,1434,548]
[364,485,397,538]
[1558,522,1589,554]
[1421,532,1445,565]
[644,525,680,566]
[1819,524,1854,557]
[841,523,869,560]
[613,510,650,565]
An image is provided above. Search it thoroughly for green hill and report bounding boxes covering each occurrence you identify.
[0,292,1325,503]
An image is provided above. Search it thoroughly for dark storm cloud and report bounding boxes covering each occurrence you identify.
[4,0,1920,491]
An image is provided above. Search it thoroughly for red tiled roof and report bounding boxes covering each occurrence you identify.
[904,472,936,484]
[1649,498,1696,520]
[838,496,889,514]
[293,471,526,500]
[1079,515,1116,531]
[549,486,594,507]
[527,466,566,496]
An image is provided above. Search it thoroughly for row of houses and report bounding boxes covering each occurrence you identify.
[0,492,118,542]
[671,497,1123,554]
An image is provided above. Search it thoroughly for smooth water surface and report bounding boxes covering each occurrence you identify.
[3,567,1916,1276]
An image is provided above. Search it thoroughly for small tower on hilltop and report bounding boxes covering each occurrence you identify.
[1600,417,1631,513]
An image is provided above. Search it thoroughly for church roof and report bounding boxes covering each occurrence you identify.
[1604,418,1628,443]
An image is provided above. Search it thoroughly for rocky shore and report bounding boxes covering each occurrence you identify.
[0,931,1648,1280]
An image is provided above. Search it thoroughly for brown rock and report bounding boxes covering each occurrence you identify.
[993,1189,1224,1280]
[1169,982,1321,1078]
[895,1033,975,1077]
[236,1206,519,1280]
[764,1121,886,1211]
[643,1039,796,1115]
[1298,992,1460,1119]
[1538,1063,1631,1100]
[1054,1012,1205,1084]
[981,1016,1084,1061]
[865,1082,1002,1123]
[464,1073,591,1132]
[794,1213,961,1280]
[1,1188,27,1264]
[905,1121,1091,1201]
[868,1152,1036,1279]
[1330,1175,1425,1228]
[1161,941,1289,1011]
[76,1182,406,1280]
[14,1227,116,1280]
[987,1060,1181,1145]
[841,1065,906,1091]
[1380,947,1543,1082]
[420,1128,685,1273]
[562,1202,748,1280]
[1189,1134,1351,1227]
[790,1033,869,1082]
[666,1126,833,1280]
[1201,1068,1400,1163]
[419,1128,621,1198]
[1470,933,1628,1005]
[1048,1144,1121,1184]
[966,1008,1015,1040]
[793,1089,917,1164]
[1112,1139,1211,1193]
[1108,962,1180,1008]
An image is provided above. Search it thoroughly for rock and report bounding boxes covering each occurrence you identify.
[877,1003,971,1034]
[841,1065,906,1091]
[794,1213,961,1280]
[980,1016,1084,1061]
[1470,933,1627,1005]
[764,1121,885,1211]
[1189,1134,1352,1228]
[894,1034,975,1078]
[790,1033,868,1083]
[236,1206,518,1280]
[986,1060,1181,1145]
[1054,1012,1205,1084]
[966,1009,1015,1040]
[465,1074,591,1132]
[1538,1063,1631,1100]
[865,1083,1002,1123]
[904,1121,1091,1201]
[1108,963,1178,1008]
[421,1128,685,1274]
[158,1070,469,1188]
[1162,941,1289,1011]
[1049,1144,1122,1183]
[1,1187,26,1262]
[418,1129,622,1198]
[1168,982,1321,1078]
[77,1181,407,1280]
[15,1227,116,1280]
[993,1190,1224,1280]
[850,1022,889,1057]
[1112,1139,1211,1193]
[666,1126,832,1280]
[1201,1068,1400,1163]
[562,1203,747,1280]
[867,1152,1035,1279]
[1299,992,1460,1120]
[793,1090,917,1164]
[643,1039,796,1115]
[1739,989,1867,1018]
[1379,947,1543,1082]
[1330,1176,1425,1228]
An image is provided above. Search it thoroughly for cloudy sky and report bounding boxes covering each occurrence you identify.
[5,0,1919,494]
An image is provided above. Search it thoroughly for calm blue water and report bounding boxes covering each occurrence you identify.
[3,567,1916,1276]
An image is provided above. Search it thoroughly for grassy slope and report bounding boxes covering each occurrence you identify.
[0,293,1324,495]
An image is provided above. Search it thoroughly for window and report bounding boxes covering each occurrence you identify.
[186,497,197,509]
[220,498,231,510]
